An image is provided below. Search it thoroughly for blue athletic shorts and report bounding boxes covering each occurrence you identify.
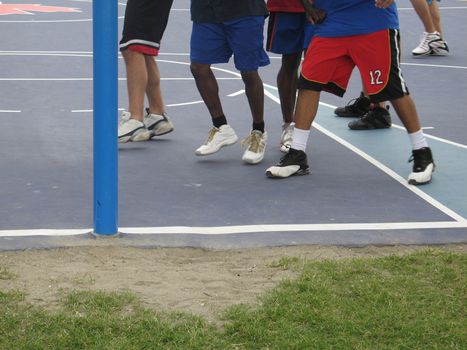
[266,12,314,55]
[426,0,440,4]
[190,16,270,72]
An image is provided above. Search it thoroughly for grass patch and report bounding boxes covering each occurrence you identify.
[0,249,465,349]
[0,266,16,280]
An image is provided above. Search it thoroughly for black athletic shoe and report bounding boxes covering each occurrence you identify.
[407,147,435,185]
[334,92,371,118]
[265,148,309,178]
[348,106,392,130]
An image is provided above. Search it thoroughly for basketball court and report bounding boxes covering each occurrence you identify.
[0,0,466,250]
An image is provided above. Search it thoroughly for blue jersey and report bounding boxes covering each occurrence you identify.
[313,0,399,37]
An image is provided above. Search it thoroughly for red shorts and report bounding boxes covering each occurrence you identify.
[298,29,409,102]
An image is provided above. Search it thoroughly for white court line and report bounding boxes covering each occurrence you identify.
[0,110,20,113]
[1,51,466,71]
[1,221,467,237]
[0,77,239,82]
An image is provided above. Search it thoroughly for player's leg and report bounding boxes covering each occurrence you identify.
[229,16,270,164]
[190,22,238,156]
[266,36,353,178]
[266,12,313,152]
[144,56,174,137]
[410,0,445,56]
[354,29,435,185]
[427,0,449,55]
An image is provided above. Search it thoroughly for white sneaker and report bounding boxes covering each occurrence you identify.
[280,122,294,153]
[430,40,449,56]
[195,124,238,156]
[241,130,267,164]
[118,114,150,143]
[412,32,445,56]
[144,108,174,137]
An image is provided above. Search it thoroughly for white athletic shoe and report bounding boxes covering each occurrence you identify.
[195,124,238,156]
[412,32,446,56]
[241,130,267,164]
[407,147,435,185]
[280,123,294,153]
[144,108,174,137]
[118,113,150,143]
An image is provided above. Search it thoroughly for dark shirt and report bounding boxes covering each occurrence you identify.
[191,0,268,23]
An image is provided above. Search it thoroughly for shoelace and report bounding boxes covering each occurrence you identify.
[241,132,263,152]
[417,32,433,50]
[204,128,218,145]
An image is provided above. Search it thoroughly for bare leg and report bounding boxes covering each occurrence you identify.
[190,62,224,118]
[277,52,302,124]
[145,56,165,115]
[390,95,421,133]
[294,89,321,130]
[241,70,265,124]
[410,0,436,33]
[123,49,147,121]
[428,0,443,35]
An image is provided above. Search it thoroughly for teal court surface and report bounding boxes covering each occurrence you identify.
[0,0,466,250]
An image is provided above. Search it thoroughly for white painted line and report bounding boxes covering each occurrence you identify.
[0,110,20,113]
[391,124,467,149]
[398,6,467,10]
[1,221,467,237]
[228,90,245,97]
[402,62,467,70]
[266,92,467,223]
[166,100,205,107]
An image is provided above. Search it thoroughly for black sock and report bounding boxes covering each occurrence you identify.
[212,114,227,128]
[252,121,265,133]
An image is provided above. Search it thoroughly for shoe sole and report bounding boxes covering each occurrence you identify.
[118,131,151,143]
[150,127,174,138]
[408,178,432,185]
[411,51,432,57]
[195,137,238,156]
[408,164,435,186]
[243,154,265,165]
[266,168,309,178]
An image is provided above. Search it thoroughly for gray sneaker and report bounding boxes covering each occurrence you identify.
[118,113,150,143]
[144,108,174,137]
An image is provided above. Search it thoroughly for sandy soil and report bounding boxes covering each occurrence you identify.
[1,244,465,321]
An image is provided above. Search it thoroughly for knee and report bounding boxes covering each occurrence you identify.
[241,71,261,87]
[190,62,210,79]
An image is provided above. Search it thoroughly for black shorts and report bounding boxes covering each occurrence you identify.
[119,0,174,55]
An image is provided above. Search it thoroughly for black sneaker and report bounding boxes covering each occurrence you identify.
[407,147,435,185]
[265,148,309,178]
[348,106,392,130]
[334,92,371,118]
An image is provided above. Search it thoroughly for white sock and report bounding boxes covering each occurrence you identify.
[291,127,310,151]
[409,129,428,150]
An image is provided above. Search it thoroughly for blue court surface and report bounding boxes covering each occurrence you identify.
[0,0,466,250]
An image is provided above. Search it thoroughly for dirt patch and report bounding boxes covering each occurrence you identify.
[1,244,465,321]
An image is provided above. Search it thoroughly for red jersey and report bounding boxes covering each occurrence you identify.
[267,0,305,13]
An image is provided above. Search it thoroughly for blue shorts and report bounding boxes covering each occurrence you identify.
[266,12,315,55]
[426,0,440,4]
[190,16,270,72]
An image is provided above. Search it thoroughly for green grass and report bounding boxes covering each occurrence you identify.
[0,266,16,280]
[0,249,465,349]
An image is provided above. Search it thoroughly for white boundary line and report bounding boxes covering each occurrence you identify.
[1,221,467,237]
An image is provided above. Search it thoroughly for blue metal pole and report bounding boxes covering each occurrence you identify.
[93,0,118,235]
